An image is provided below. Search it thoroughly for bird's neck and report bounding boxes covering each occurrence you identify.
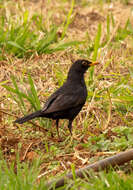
[67,70,85,85]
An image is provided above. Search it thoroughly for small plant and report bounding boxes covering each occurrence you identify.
[3,75,41,114]
[0,3,81,59]
[0,153,49,190]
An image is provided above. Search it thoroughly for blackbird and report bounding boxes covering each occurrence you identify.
[14,59,99,139]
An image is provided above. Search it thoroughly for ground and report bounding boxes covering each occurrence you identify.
[0,0,133,183]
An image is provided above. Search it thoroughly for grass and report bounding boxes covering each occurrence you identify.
[0,0,133,189]
[1,159,133,189]
[0,0,81,59]
[73,170,133,190]
[0,154,48,190]
[3,75,41,114]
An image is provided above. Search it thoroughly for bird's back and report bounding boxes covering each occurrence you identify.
[42,77,87,120]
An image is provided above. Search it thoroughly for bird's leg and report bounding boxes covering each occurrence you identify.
[56,119,61,141]
[68,119,79,141]
[65,120,74,147]
[68,120,73,136]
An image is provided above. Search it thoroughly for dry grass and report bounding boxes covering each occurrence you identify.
[0,0,133,179]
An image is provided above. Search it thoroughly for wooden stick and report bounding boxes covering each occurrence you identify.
[22,142,33,161]
[47,149,133,189]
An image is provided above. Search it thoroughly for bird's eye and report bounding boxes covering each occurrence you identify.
[82,61,88,66]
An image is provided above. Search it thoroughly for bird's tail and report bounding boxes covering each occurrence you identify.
[14,110,43,124]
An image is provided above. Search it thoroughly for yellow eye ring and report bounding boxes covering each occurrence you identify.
[82,61,88,66]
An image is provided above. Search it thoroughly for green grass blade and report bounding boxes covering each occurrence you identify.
[11,76,26,111]
[0,80,8,85]
[3,85,19,94]
[92,23,102,61]
[90,23,101,82]
[28,74,41,110]
[23,10,29,24]
[47,40,83,53]
[7,41,26,52]
[61,0,75,40]
[36,27,57,54]
[71,163,76,181]
[3,84,36,111]
[111,12,115,27]
[3,85,29,101]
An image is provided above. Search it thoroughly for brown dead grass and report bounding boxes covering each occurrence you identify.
[0,0,133,178]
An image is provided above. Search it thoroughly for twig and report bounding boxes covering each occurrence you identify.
[60,161,67,170]
[38,169,57,180]
[38,171,50,179]
[0,109,16,117]
[22,142,33,161]
[47,149,133,189]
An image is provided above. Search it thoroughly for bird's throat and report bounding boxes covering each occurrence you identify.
[67,70,85,85]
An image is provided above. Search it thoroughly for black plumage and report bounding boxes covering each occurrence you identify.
[14,59,99,139]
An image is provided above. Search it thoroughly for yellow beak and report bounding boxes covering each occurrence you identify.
[90,62,100,66]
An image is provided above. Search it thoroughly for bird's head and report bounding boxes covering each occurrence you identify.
[70,59,99,74]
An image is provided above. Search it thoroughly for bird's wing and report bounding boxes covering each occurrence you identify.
[42,91,59,112]
[43,92,85,114]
